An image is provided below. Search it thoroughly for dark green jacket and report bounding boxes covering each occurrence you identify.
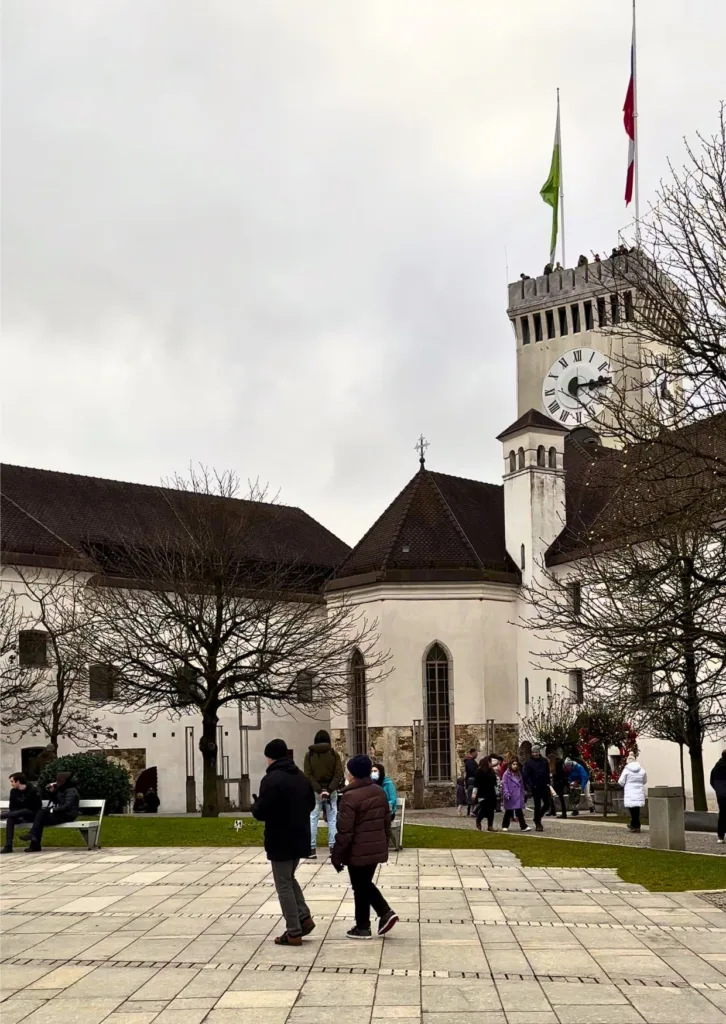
[303,742,344,794]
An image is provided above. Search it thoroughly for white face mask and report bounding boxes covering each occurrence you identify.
[370,770,380,781]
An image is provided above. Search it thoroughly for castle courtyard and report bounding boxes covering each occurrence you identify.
[2,846,726,1024]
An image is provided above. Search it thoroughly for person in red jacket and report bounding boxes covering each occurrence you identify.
[331,755,398,940]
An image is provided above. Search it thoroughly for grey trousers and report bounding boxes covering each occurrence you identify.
[271,859,311,936]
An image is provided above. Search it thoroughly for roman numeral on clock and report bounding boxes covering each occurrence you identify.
[559,410,570,422]
[548,373,559,380]
[575,412,583,423]
[559,357,568,368]
[599,361,609,372]
[589,352,596,362]
[544,388,555,396]
[573,350,582,361]
[548,401,560,414]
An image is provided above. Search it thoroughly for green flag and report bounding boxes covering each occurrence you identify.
[540,96,561,265]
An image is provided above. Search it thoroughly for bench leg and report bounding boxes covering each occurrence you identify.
[78,827,99,850]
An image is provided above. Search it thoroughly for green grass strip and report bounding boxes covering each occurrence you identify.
[25,817,725,893]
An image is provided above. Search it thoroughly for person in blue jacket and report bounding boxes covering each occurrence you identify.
[371,763,397,819]
[564,758,589,816]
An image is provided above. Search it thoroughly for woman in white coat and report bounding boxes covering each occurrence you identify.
[618,752,647,833]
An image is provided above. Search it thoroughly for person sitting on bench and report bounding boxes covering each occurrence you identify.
[1,772,42,854]
[26,771,79,853]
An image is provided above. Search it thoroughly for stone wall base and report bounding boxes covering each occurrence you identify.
[331,723,519,809]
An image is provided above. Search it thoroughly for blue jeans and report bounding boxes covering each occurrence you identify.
[310,791,337,851]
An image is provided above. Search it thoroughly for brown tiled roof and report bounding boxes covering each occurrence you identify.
[547,412,726,563]
[332,467,519,585]
[497,409,569,441]
[0,464,350,572]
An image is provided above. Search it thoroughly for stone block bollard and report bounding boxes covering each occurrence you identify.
[647,786,686,851]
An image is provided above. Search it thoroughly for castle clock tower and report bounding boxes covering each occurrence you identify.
[507,254,666,437]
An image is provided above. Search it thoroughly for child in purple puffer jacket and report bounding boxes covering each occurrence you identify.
[501,757,532,832]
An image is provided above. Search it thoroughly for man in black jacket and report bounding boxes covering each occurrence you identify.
[711,750,726,844]
[252,739,316,946]
[522,745,551,832]
[1,773,42,853]
[26,772,79,852]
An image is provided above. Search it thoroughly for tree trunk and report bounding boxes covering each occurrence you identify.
[199,711,220,818]
[678,743,686,808]
[602,750,609,819]
[681,557,707,813]
[689,745,708,812]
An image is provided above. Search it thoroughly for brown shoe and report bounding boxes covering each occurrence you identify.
[301,916,316,936]
[274,932,302,946]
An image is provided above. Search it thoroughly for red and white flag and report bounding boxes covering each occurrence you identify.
[623,14,636,205]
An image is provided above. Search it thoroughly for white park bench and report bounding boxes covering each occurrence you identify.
[389,797,406,851]
[0,798,106,850]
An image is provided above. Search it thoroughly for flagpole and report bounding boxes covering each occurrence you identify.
[558,88,566,268]
[632,0,641,245]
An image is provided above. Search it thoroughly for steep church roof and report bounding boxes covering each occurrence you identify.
[0,463,350,573]
[330,466,520,587]
[496,408,570,441]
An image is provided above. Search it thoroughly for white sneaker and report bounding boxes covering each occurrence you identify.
[521,826,532,832]
[718,838,725,844]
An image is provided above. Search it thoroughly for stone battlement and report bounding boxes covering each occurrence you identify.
[508,252,642,315]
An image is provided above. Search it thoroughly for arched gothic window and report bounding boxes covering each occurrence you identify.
[548,446,557,468]
[509,450,516,473]
[536,445,546,467]
[349,649,368,755]
[425,643,452,782]
[517,447,525,469]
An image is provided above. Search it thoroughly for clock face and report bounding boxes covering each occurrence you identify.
[541,348,612,426]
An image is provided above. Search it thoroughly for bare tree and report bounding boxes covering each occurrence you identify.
[588,106,726,521]
[519,695,580,755]
[644,692,690,807]
[84,468,389,816]
[0,587,36,727]
[1,569,118,752]
[524,512,726,811]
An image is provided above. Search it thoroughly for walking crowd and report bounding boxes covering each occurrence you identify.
[458,744,608,832]
[457,745,725,840]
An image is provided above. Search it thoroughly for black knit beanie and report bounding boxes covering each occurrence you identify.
[264,738,288,760]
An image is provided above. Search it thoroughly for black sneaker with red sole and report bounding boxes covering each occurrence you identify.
[377,910,399,936]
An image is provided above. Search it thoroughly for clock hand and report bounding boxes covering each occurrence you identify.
[570,375,612,393]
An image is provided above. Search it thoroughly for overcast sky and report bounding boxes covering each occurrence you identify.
[3,1,724,546]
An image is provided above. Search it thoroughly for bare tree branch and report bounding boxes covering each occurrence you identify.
[1,569,118,751]
[83,467,390,816]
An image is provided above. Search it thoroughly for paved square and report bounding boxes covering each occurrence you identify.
[2,846,726,1023]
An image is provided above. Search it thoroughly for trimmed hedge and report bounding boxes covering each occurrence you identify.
[38,752,132,813]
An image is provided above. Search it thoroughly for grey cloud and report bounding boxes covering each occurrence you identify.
[3,0,724,545]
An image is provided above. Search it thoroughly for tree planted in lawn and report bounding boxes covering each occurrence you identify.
[85,468,388,816]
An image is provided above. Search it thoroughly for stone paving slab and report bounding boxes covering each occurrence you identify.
[2,847,726,1023]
